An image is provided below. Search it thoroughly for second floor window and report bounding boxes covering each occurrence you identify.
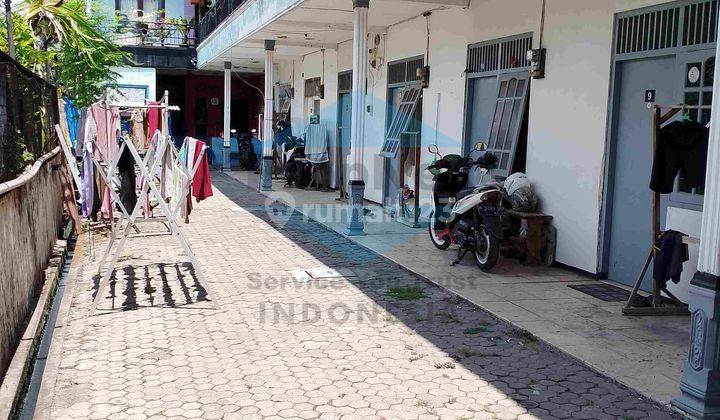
[116,0,164,19]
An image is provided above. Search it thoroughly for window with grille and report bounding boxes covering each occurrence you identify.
[485,73,530,177]
[381,86,422,158]
[388,58,425,85]
[338,71,352,92]
[304,77,322,97]
[615,0,719,57]
[467,34,532,75]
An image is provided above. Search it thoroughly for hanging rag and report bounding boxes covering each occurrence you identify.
[147,101,161,142]
[192,141,213,202]
[650,120,708,194]
[653,230,689,289]
[117,138,138,214]
[64,97,80,147]
[131,109,147,153]
[90,102,120,162]
[172,138,197,222]
[304,123,329,163]
[80,111,98,218]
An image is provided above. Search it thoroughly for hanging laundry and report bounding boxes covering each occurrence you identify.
[75,108,89,157]
[653,230,689,289]
[117,138,138,214]
[90,102,121,162]
[64,97,80,147]
[192,141,213,203]
[650,120,708,194]
[130,109,147,153]
[80,111,98,218]
[146,101,161,142]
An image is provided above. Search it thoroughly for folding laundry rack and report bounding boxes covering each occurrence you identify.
[88,89,218,315]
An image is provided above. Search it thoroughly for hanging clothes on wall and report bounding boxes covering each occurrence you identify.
[304,123,329,163]
[650,120,708,194]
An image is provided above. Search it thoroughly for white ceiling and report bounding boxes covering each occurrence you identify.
[201,0,468,71]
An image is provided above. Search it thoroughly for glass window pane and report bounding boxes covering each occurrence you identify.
[498,81,508,98]
[704,57,715,87]
[507,78,518,97]
[498,99,515,150]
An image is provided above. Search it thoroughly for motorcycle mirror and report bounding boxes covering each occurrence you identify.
[474,141,487,151]
[428,144,439,155]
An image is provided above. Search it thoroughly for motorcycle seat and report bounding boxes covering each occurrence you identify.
[456,188,477,200]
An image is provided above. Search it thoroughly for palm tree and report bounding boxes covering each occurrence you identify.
[20,0,122,80]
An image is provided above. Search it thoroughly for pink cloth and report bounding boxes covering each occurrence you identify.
[147,101,161,141]
[90,103,120,162]
[90,103,119,220]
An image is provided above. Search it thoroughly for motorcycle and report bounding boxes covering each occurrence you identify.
[426,142,507,271]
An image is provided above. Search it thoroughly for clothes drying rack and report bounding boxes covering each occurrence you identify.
[89,88,218,315]
[623,103,698,316]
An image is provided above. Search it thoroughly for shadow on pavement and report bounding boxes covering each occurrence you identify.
[213,172,680,420]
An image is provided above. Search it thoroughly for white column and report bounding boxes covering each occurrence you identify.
[263,41,275,159]
[344,0,369,236]
[223,61,232,171]
[672,25,720,417]
[348,0,369,182]
[698,42,720,276]
[260,40,275,190]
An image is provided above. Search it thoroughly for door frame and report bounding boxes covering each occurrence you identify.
[462,33,533,157]
[382,56,424,208]
[599,0,718,275]
[337,70,352,193]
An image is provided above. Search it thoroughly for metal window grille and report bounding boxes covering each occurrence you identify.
[485,73,530,177]
[338,71,352,92]
[615,0,719,56]
[304,77,321,97]
[467,34,532,74]
[381,85,422,158]
[388,58,425,85]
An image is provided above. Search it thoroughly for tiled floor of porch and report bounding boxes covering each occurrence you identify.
[227,170,690,406]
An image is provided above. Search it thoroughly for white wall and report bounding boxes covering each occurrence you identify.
[271,0,687,274]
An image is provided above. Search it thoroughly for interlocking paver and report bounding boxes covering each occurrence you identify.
[38,173,681,419]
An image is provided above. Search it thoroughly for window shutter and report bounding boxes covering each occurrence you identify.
[485,73,530,178]
[381,85,422,158]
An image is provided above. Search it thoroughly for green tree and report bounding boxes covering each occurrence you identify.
[1,0,128,106]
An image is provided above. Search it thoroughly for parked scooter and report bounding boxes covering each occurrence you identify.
[427,142,506,271]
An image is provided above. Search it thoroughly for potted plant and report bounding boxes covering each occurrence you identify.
[171,17,191,46]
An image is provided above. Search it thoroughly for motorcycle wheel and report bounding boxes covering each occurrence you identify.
[428,211,451,250]
[474,225,500,271]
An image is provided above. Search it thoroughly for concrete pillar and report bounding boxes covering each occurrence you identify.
[345,0,369,236]
[672,28,720,419]
[223,61,232,171]
[260,40,275,191]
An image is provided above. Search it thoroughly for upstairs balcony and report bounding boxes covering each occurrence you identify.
[112,16,197,69]
[196,0,247,43]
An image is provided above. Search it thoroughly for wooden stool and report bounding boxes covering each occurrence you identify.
[506,209,554,266]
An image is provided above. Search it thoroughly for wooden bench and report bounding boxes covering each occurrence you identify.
[506,209,554,266]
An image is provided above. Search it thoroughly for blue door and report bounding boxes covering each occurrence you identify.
[338,92,352,189]
[606,55,677,289]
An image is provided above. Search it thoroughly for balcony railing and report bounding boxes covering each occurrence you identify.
[112,19,196,48]
[196,0,247,43]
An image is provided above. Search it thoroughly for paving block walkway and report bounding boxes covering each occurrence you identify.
[227,170,689,405]
[36,173,680,419]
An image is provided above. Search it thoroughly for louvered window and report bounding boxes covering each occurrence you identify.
[615,0,719,57]
[467,34,532,75]
[486,73,530,177]
[381,85,422,158]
